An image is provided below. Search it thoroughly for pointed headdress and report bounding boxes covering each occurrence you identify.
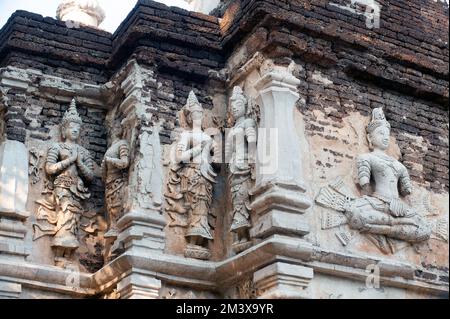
[62,98,83,127]
[185,91,203,113]
[367,107,390,134]
[230,86,247,106]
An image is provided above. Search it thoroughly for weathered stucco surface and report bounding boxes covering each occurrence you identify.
[0,0,448,299]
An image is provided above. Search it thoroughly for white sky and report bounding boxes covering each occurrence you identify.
[0,0,190,33]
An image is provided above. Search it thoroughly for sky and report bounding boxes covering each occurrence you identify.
[0,0,190,33]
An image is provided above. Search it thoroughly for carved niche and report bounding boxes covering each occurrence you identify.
[165,91,220,260]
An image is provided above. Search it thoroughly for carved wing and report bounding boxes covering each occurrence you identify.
[316,177,356,213]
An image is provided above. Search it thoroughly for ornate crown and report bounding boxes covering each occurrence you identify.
[230,86,247,106]
[184,91,203,113]
[62,98,83,127]
[367,107,390,134]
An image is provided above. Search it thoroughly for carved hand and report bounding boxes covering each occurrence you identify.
[76,151,84,166]
[69,148,78,163]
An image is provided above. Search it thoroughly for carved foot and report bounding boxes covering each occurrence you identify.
[184,244,211,260]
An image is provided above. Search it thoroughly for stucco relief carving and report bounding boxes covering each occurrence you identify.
[316,108,447,254]
[29,147,44,185]
[102,122,130,261]
[165,91,219,260]
[134,113,163,210]
[225,86,258,253]
[33,99,96,267]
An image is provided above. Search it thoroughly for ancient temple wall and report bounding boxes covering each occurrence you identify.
[0,0,448,299]
[0,72,109,273]
[220,0,448,298]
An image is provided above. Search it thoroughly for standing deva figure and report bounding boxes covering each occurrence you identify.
[34,99,95,267]
[225,86,257,253]
[316,108,433,254]
[102,122,130,262]
[166,91,219,260]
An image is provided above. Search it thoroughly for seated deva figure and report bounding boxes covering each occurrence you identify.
[349,108,432,247]
[317,108,432,253]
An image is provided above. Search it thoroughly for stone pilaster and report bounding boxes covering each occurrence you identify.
[250,61,312,240]
[253,262,313,299]
[117,273,161,299]
[113,61,166,256]
[0,140,30,262]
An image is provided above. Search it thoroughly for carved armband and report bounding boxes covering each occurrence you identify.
[357,156,371,187]
[245,125,257,144]
[109,144,130,170]
[399,167,412,196]
[45,146,66,175]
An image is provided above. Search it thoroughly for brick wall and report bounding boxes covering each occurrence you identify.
[0,10,112,84]
[219,0,449,192]
[0,0,448,192]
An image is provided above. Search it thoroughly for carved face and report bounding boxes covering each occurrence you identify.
[63,121,81,142]
[369,126,390,150]
[231,99,246,120]
[190,109,203,128]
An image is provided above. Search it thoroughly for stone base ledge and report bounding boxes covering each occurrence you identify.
[0,235,447,298]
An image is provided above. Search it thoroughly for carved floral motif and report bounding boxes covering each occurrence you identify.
[29,147,44,185]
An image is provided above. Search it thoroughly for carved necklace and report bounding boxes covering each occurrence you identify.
[373,152,402,177]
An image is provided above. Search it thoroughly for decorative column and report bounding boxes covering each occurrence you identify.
[104,61,164,299]
[253,262,313,299]
[114,61,166,258]
[0,71,31,267]
[0,140,30,262]
[250,60,312,240]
